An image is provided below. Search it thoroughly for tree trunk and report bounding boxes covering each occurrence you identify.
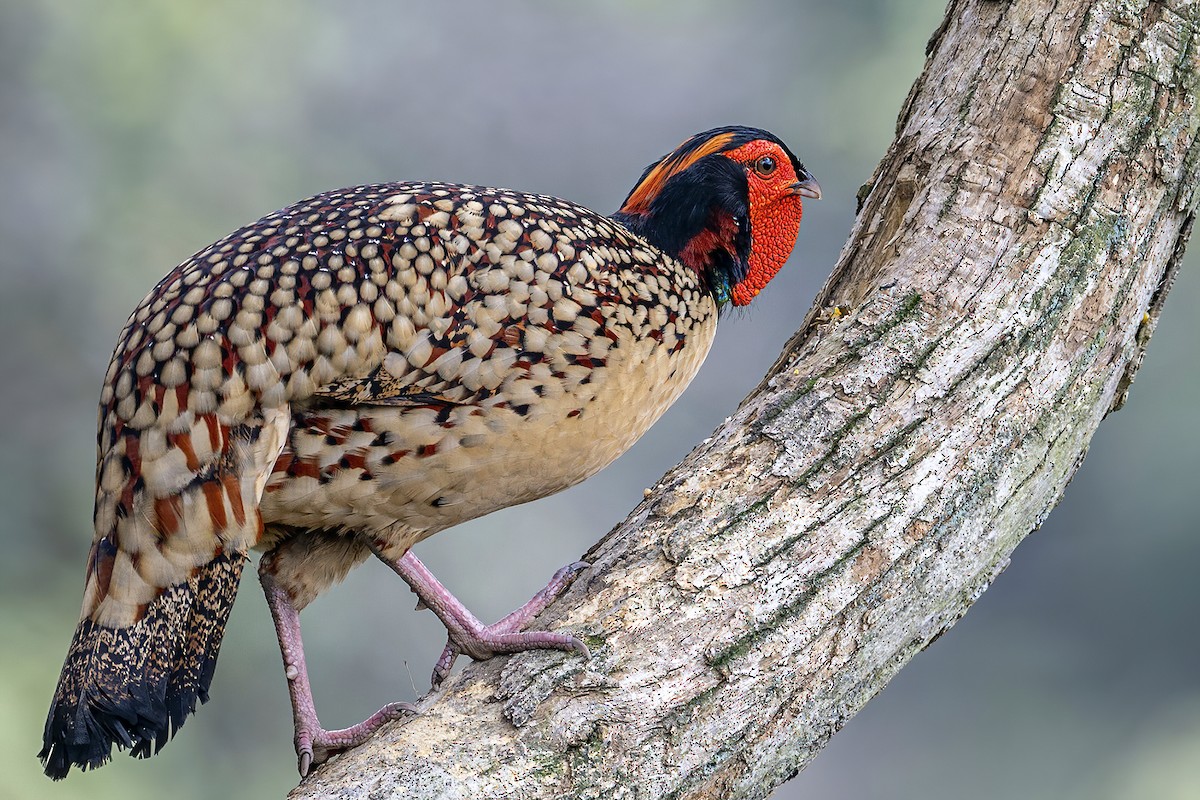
[290,0,1198,797]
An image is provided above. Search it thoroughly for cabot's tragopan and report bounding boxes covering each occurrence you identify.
[41,126,820,778]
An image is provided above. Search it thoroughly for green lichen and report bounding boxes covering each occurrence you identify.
[527,751,565,782]
[706,536,868,675]
[856,181,875,213]
[725,494,773,529]
[957,75,979,124]
[562,724,612,794]
[1015,209,1122,358]
[860,290,924,352]
[581,633,608,652]
[705,593,804,676]
[938,167,964,222]
[753,376,820,430]
[669,682,723,729]
[794,409,870,486]
[865,415,928,466]
[895,289,923,322]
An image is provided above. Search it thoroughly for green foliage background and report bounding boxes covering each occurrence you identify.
[1,2,1195,798]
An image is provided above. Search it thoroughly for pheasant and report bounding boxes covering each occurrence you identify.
[40,125,820,778]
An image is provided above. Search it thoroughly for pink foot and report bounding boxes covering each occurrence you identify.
[379,551,590,687]
[294,702,414,777]
[259,566,417,776]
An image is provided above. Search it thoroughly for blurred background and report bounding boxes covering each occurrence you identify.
[1,1,1196,798]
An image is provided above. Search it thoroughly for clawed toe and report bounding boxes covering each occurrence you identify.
[432,627,590,688]
[378,551,591,689]
[296,701,417,777]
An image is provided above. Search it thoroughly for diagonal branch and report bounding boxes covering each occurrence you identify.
[290,0,1199,797]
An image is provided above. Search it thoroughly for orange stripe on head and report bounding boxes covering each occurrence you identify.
[620,131,736,214]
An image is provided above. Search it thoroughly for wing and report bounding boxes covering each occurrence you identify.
[85,181,644,608]
[84,398,289,628]
[301,184,640,414]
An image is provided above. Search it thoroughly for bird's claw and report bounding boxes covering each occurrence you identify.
[294,701,417,777]
[433,627,590,688]
[429,560,591,688]
[436,623,595,690]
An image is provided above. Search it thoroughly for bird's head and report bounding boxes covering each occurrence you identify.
[613,126,820,307]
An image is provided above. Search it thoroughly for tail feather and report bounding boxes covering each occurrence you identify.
[40,550,245,779]
[165,550,246,739]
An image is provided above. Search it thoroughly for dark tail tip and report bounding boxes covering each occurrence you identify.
[39,550,245,779]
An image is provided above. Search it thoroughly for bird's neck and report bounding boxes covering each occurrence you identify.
[611,205,749,306]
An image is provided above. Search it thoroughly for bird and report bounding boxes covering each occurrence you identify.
[39,125,820,779]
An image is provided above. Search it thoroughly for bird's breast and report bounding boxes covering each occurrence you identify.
[258,279,719,541]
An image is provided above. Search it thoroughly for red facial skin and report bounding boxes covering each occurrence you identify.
[616,133,812,307]
[719,140,806,306]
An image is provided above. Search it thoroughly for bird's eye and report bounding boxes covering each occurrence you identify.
[754,156,777,177]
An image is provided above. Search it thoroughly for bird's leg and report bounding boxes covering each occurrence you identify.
[375,548,590,688]
[258,565,415,777]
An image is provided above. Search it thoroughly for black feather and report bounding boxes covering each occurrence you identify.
[613,154,751,305]
[39,550,244,779]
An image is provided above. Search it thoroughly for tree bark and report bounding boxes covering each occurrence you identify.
[290,0,1199,797]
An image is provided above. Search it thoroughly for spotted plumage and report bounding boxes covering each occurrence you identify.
[42,126,820,779]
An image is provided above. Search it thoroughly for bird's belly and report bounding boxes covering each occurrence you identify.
[258,313,717,542]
